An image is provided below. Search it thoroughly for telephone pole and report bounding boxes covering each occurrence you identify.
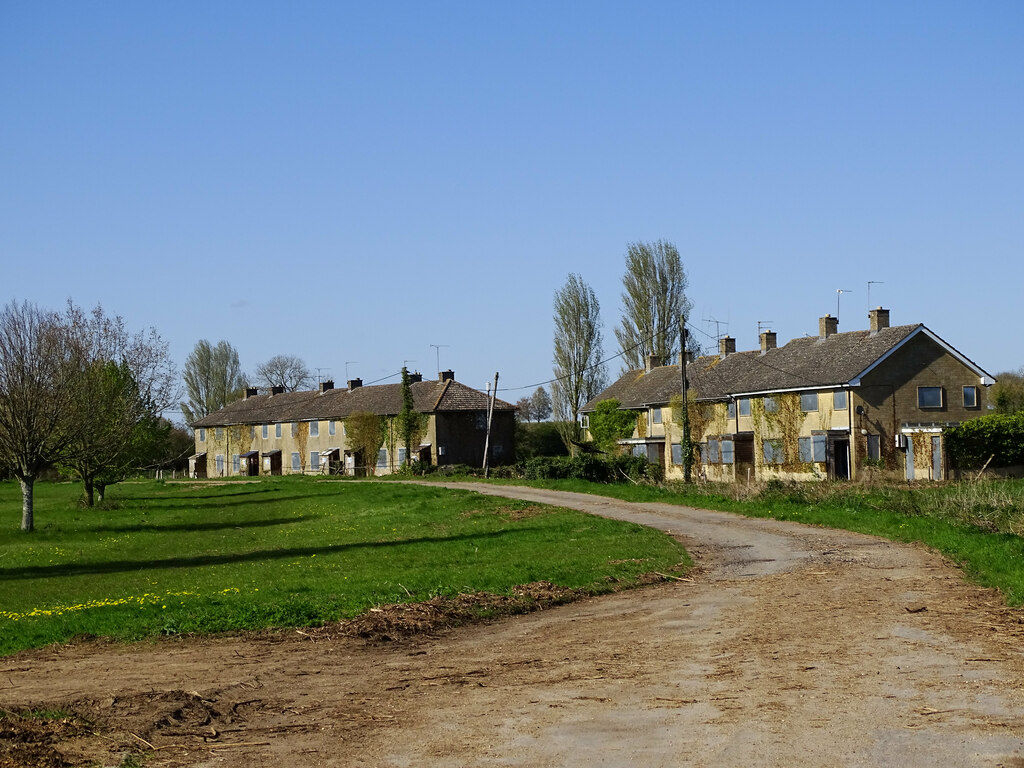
[679,317,692,483]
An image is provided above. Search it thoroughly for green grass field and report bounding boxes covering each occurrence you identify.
[0,477,689,656]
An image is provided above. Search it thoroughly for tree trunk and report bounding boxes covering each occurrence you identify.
[19,476,34,532]
[84,477,95,507]
[96,483,106,503]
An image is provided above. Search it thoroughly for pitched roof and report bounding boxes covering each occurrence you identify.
[583,324,992,411]
[191,378,515,427]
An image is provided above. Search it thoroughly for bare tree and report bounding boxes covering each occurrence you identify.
[614,240,693,371]
[181,340,247,424]
[256,354,313,392]
[551,274,606,452]
[0,301,78,531]
[61,303,178,505]
[515,396,534,422]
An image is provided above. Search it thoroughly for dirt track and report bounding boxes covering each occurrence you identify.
[3,483,1024,767]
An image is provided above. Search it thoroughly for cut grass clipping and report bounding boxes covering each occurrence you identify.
[0,478,689,655]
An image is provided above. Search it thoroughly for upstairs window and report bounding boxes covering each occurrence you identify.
[275,423,282,438]
[651,407,662,425]
[262,424,269,439]
[198,428,206,442]
[800,392,818,412]
[329,420,336,436]
[291,422,299,438]
[310,420,319,437]
[728,401,736,419]
[833,390,848,410]
[963,386,979,409]
[738,398,751,417]
[764,396,779,413]
[216,427,224,440]
[918,387,943,409]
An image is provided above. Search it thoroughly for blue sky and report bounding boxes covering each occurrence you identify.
[2,2,1021,418]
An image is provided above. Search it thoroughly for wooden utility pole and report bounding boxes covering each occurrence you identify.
[482,372,499,478]
[679,318,692,483]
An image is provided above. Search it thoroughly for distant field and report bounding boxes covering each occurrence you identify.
[0,477,688,656]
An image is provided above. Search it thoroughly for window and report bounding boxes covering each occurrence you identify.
[763,439,785,464]
[580,414,589,429]
[493,443,504,457]
[671,443,683,464]
[728,401,736,419]
[798,434,827,463]
[738,398,751,417]
[310,420,319,437]
[291,422,298,438]
[250,426,256,440]
[329,420,336,436]
[215,454,224,474]
[721,439,735,464]
[398,447,407,465]
[800,392,818,412]
[652,407,662,425]
[918,387,943,409]
[963,386,979,408]
[232,454,240,473]
[377,449,388,469]
[476,413,487,429]
[198,428,206,442]
[707,438,720,463]
[833,390,848,410]
[632,444,647,458]
[866,434,881,461]
[262,424,269,439]
[310,451,320,471]
[291,452,301,471]
[275,423,282,438]
[216,427,224,440]
[764,396,779,413]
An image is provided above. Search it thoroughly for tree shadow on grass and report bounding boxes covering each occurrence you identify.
[0,529,527,581]
[84,515,320,535]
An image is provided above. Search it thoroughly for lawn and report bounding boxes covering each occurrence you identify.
[0,477,688,656]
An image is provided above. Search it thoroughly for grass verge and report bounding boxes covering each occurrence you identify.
[0,477,688,656]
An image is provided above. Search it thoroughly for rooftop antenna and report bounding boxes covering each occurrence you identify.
[867,281,884,308]
[757,320,775,334]
[315,367,331,386]
[403,359,416,372]
[430,344,449,373]
[836,289,854,319]
[345,361,358,381]
[704,315,726,342]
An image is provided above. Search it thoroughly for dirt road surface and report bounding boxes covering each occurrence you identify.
[3,483,1024,767]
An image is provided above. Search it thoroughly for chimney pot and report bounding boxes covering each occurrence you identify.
[869,307,890,333]
[819,314,839,338]
[759,330,777,353]
[719,336,736,356]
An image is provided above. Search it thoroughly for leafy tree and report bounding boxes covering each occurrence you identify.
[60,303,178,506]
[181,340,247,424]
[614,240,693,371]
[256,354,313,392]
[989,368,1024,414]
[531,386,552,421]
[0,301,79,531]
[552,274,607,453]
[346,411,386,476]
[587,399,637,453]
[397,367,426,466]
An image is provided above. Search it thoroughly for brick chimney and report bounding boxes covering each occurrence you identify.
[244,387,259,399]
[759,330,777,353]
[719,336,736,356]
[270,385,285,396]
[439,370,455,382]
[409,372,423,383]
[819,314,839,338]
[869,307,890,333]
[645,354,664,373]
[347,378,362,390]
[319,380,334,393]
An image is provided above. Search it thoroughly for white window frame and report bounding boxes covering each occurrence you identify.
[963,386,978,408]
[198,428,206,442]
[291,452,301,471]
[275,423,282,438]
[329,420,336,436]
[833,390,848,410]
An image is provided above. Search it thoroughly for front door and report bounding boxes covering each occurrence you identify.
[828,436,850,480]
[733,433,755,482]
[932,436,942,480]
[905,437,915,481]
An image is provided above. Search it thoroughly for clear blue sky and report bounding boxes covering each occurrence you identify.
[3,2,1021,419]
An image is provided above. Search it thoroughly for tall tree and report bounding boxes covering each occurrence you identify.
[61,303,178,506]
[181,340,247,424]
[0,301,78,531]
[396,366,425,467]
[531,386,552,421]
[614,240,693,371]
[256,354,313,392]
[515,396,534,422]
[551,274,606,452]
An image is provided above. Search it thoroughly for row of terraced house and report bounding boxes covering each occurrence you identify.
[582,308,995,482]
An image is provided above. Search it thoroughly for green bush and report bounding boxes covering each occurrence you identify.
[522,454,662,484]
[946,412,1024,469]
